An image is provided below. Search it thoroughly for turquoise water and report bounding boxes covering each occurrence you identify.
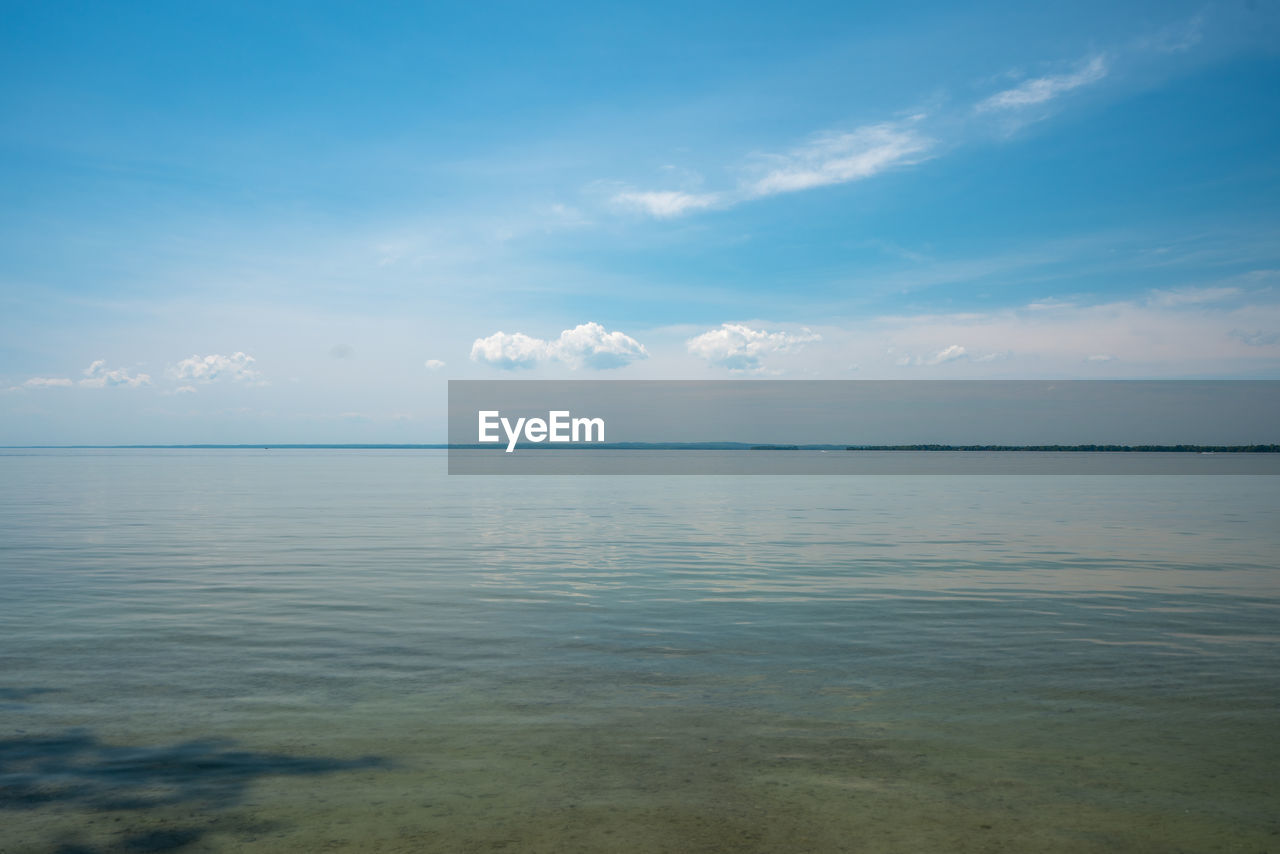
[2,449,1278,852]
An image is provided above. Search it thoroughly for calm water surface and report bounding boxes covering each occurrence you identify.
[1,450,1278,852]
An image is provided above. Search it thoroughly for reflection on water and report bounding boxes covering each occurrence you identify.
[1,449,1278,852]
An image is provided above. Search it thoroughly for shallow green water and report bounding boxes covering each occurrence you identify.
[1,450,1278,852]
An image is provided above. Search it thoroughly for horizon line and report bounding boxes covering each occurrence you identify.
[4,443,1279,453]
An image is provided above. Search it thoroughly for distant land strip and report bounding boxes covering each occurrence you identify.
[842,444,1280,453]
[4,443,1279,452]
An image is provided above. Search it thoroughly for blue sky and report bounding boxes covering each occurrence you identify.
[2,0,1279,443]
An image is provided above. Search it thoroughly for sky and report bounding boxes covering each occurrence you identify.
[2,0,1279,443]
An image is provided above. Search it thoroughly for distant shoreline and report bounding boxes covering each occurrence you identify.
[4,443,1279,452]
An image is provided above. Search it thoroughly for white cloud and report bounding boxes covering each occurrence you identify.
[1025,299,1076,311]
[469,331,553,370]
[470,323,648,370]
[746,122,933,197]
[845,287,1280,376]
[686,323,821,372]
[573,282,1280,379]
[78,360,152,388]
[928,344,967,365]
[169,352,261,383]
[22,376,74,388]
[553,322,649,369]
[609,121,931,219]
[1146,286,1241,307]
[893,344,970,367]
[613,190,720,218]
[601,31,1199,221]
[12,361,151,390]
[976,55,1108,111]
[174,385,198,394]
[424,359,446,370]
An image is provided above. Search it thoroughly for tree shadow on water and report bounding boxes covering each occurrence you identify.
[0,686,58,709]
[0,728,388,853]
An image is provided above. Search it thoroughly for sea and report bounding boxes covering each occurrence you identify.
[1,448,1277,853]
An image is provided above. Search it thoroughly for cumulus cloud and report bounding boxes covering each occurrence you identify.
[11,361,151,390]
[469,331,553,370]
[686,323,821,372]
[470,322,648,370]
[976,55,1108,112]
[424,359,447,370]
[613,190,720,218]
[169,352,261,383]
[553,322,649,369]
[746,122,933,197]
[78,360,153,388]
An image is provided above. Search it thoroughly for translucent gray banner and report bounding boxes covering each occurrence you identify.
[447,380,1280,475]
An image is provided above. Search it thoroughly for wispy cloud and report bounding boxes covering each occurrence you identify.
[613,190,721,218]
[470,322,648,370]
[686,323,820,373]
[927,344,967,365]
[1229,329,1280,348]
[608,41,1127,220]
[610,122,932,220]
[424,359,446,370]
[894,343,970,367]
[745,122,933,198]
[1145,286,1242,307]
[975,55,1108,112]
[655,281,1280,377]
[21,376,74,389]
[11,361,151,390]
[1134,15,1203,54]
[819,285,1280,376]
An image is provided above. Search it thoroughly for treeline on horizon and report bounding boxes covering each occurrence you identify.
[841,444,1280,452]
